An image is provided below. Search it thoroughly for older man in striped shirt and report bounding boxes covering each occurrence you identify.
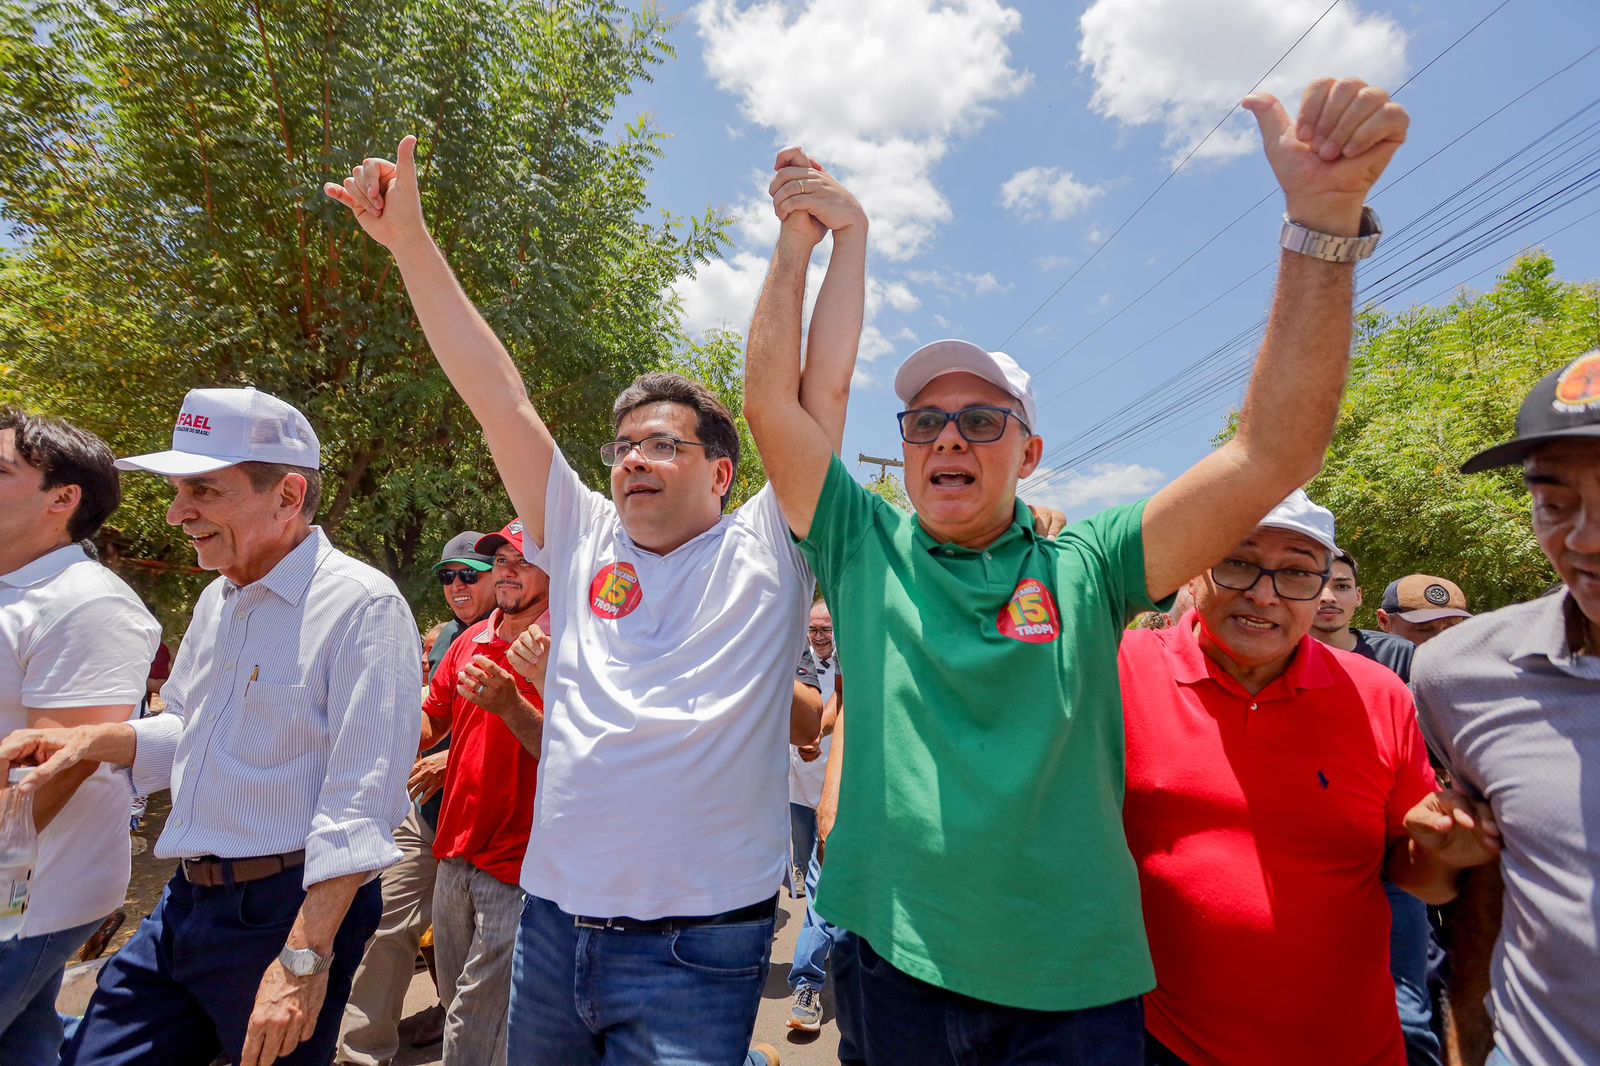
[0,387,421,1066]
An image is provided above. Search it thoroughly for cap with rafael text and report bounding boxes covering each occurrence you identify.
[115,387,320,477]
[1257,489,1338,556]
[1461,347,1600,472]
[894,339,1039,432]
[435,531,493,573]
[1382,575,1471,623]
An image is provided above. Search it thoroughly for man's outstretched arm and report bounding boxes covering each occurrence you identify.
[1142,79,1408,599]
[324,137,555,546]
[744,148,868,538]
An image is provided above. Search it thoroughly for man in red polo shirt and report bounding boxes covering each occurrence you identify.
[419,519,547,1066]
[1120,491,1494,1066]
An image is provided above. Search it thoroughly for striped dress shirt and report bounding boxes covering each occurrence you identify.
[130,527,422,886]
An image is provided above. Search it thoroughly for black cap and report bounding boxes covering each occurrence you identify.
[1462,348,1600,473]
[434,531,494,572]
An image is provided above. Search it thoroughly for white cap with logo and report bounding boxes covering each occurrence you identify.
[1257,489,1338,555]
[893,339,1038,432]
[115,387,321,477]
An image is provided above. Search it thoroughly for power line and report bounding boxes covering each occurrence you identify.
[990,0,1345,351]
[1018,0,1531,390]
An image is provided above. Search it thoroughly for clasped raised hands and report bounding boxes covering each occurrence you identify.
[322,135,428,253]
[768,146,866,249]
[1243,77,1409,233]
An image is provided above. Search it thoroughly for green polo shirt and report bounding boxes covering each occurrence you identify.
[800,455,1161,1010]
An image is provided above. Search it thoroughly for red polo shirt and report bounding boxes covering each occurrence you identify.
[1120,614,1436,1066]
[426,612,542,885]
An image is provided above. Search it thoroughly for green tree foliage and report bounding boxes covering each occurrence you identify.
[865,472,911,510]
[1305,254,1599,622]
[0,0,735,626]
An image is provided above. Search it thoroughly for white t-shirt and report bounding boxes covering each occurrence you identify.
[788,648,837,809]
[524,451,813,918]
[0,545,159,935]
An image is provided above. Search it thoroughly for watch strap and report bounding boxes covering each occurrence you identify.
[278,945,333,976]
[1280,205,1382,262]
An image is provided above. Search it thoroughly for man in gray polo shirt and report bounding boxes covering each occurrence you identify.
[1409,347,1600,1066]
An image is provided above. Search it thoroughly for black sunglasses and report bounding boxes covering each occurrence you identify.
[897,406,1030,445]
[436,569,484,586]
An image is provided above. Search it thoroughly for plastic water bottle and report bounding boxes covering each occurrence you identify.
[0,768,37,941]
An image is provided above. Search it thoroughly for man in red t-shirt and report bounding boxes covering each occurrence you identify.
[1120,491,1497,1066]
[418,519,548,1066]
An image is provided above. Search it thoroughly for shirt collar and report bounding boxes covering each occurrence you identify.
[473,609,505,645]
[223,527,325,605]
[1167,610,1337,698]
[1509,589,1595,672]
[912,498,1036,557]
[0,544,87,588]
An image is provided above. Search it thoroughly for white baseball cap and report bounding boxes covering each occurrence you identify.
[1257,489,1338,555]
[893,339,1038,432]
[116,387,321,477]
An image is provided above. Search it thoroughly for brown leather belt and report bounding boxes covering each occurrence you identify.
[181,850,305,888]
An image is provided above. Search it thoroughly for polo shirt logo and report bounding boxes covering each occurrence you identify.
[589,562,643,620]
[997,578,1061,644]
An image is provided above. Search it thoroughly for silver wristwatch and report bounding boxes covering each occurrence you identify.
[278,944,333,977]
[1279,205,1382,262]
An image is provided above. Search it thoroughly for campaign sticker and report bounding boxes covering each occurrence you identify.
[589,562,643,620]
[1554,350,1600,413]
[997,578,1061,644]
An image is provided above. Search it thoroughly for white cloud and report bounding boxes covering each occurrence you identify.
[1019,461,1166,514]
[1078,0,1408,165]
[696,0,1030,260]
[999,166,1104,221]
[904,268,1012,299]
[882,281,920,313]
[673,251,768,336]
[1087,226,1107,244]
[1033,253,1073,272]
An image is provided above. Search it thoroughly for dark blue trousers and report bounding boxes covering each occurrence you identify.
[856,936,1144,1065]
[62,866,381,1066]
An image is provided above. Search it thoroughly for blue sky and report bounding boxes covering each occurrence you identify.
[627,0,1600,515]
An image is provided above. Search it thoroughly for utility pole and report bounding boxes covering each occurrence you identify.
[857,453,904,480]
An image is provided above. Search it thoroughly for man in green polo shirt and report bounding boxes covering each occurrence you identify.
[744,79,1410,1061]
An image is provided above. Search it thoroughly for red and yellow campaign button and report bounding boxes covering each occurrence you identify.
[998,578,1061,644]
[589,562,644,620]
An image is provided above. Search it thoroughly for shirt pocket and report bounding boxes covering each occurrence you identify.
[229,682,325,770]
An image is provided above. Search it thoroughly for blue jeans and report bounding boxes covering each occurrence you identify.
[788,803,816,895]
[509,893,774,1065]
[788,836,833,993]
[62,867,381,1065]
[1386,880,1442,1066]
[857,936,1144,1065]
[0,916,103,1066]
[827,928,866,1066]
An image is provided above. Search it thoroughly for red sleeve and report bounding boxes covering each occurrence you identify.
[1386,695,1441,839]
[148,642,172,681]
[424,634,466,724]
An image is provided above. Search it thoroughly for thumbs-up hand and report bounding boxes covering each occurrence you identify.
[1244,78,1407,235]
[323,135,429,253]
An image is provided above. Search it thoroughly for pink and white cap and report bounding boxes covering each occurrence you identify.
[115,387,321,477]
[893,339,1038,432]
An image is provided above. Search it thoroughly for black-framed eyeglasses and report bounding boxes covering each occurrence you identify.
[896,406,1029,445]
[599,434,711,467]
[1210,559,1330,601]
[436,569,483,586]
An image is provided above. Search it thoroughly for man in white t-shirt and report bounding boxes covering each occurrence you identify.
[0,407,159,1064]
[324,139,862,1061]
